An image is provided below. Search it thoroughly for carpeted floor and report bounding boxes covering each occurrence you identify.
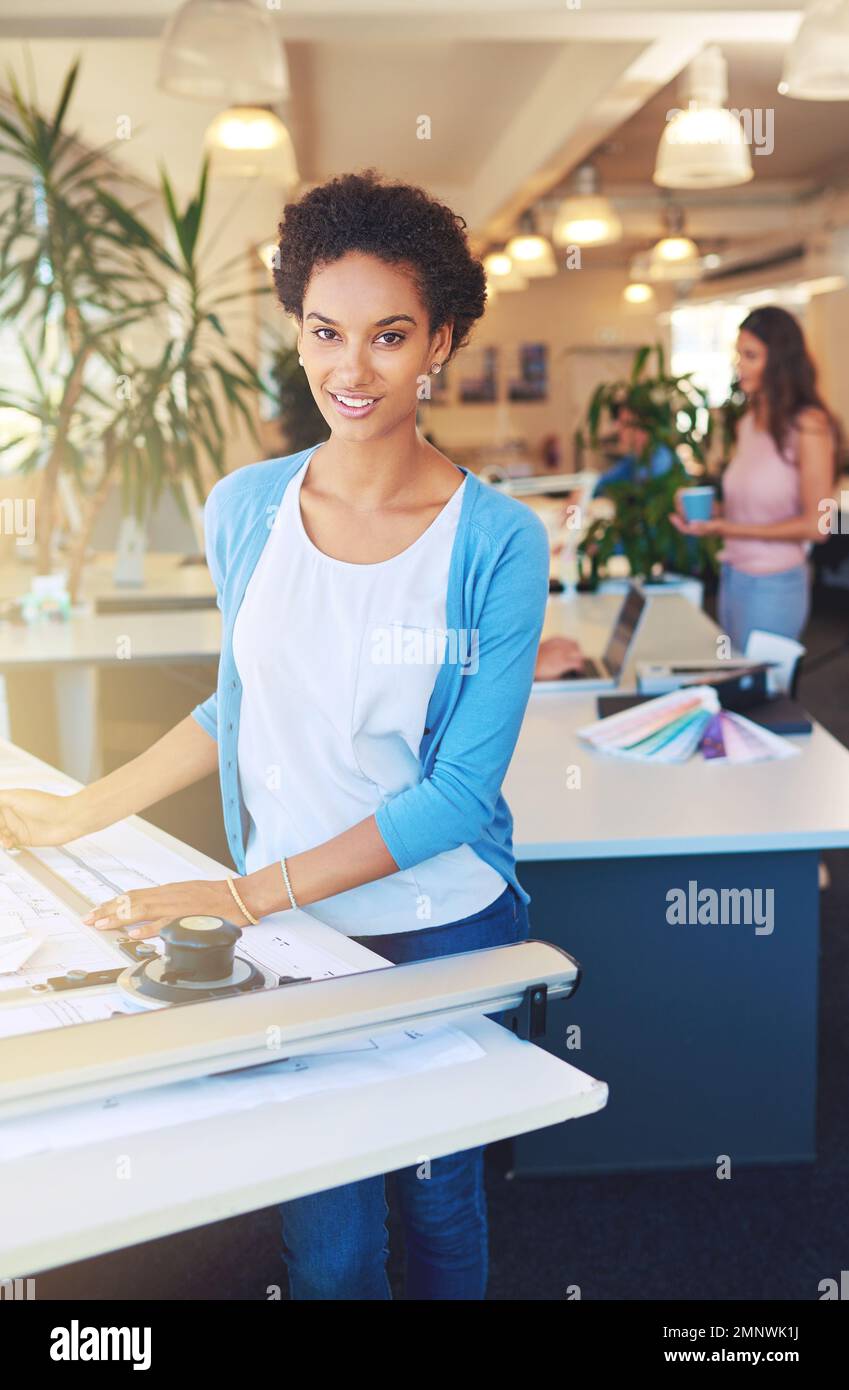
[34,587,849,1301]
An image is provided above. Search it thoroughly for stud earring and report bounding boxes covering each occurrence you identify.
[431,362,442,374]
[298,354,304,366]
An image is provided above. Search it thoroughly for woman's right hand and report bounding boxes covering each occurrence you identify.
[535,636,585,680]
[673,488,722,521]
[0,789,85,850]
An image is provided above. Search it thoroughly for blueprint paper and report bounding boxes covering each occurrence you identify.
[0,1024,485,1161]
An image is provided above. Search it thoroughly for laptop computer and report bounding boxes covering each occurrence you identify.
[533,582,648,692]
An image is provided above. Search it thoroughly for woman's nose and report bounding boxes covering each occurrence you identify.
[338,342,373,388]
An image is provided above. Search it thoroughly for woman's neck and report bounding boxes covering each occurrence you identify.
[307,419,458,510]
[749,394,768,430]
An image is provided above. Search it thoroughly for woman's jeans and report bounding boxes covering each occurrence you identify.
[717,561,810,654]
[277,883,530,1300]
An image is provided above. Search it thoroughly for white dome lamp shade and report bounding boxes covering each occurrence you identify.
[780,1,849,100]
[648,206,700,280]
[159,0,290,104]
[505,211,557,278]
[654,46,753,189]
[483,251,528,292]
[623,282,655,305]
[552,164,622,247]
[205,106,299,183]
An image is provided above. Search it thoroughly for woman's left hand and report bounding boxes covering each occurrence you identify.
[81,879,245,939]
[669,513,725,538]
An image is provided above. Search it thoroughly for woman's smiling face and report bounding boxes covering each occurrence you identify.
[297,251,452,441]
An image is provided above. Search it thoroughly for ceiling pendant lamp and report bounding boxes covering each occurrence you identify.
[623,282,655,305]
[780,0,849,99]
[159,0,290,104]
[483,251,528,292]
[505,212,557,278]
[205,106,299,182]
[552,164,622,247]
[654,46,753,188]
[648,206,700,279]
[257,240,278,271]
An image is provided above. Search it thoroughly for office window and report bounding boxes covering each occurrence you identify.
[670,303,747,407]
[0,321,45,476]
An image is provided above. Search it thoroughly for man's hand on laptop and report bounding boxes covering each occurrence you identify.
[535,636,585,680]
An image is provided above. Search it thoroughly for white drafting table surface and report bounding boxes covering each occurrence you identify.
[510,592,849,859]
[0,739,604,1276]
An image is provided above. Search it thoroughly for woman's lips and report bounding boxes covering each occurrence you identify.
[328,391,381,419]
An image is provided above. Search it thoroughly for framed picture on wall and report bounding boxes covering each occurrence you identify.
[508,342,549,401]
[458,345,498,403]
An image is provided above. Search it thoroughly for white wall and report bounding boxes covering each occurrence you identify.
[806,288,849,442]
[419,267,674,468]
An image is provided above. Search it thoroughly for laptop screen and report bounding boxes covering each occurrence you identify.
[603,585,646,676]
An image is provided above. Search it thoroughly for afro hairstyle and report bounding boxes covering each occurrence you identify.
[272,168,487,361]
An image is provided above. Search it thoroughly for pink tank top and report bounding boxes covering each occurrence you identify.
[720,411,807,576]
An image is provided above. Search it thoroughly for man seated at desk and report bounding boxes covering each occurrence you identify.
[529,410,664,679]
[535,634,584,679]
[592,402,674,497]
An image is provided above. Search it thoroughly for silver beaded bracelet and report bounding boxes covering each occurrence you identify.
[279,856,298,911]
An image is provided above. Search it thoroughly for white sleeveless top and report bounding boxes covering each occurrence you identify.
[232,454,506,935]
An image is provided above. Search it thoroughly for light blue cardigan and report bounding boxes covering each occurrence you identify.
[191,443,550,908]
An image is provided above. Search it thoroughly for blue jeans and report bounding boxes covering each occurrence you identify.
[717,561,810,654]
[278,883,530,1300]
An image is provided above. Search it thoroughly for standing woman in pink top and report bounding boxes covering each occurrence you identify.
[671,306,839,652]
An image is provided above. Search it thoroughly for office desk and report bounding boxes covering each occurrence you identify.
[0,610,220,782]
[0,738,605,1277]
[0,553,216,609]
[507,593,849,1175]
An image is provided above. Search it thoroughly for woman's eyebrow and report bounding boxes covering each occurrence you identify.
[305,312,417,326]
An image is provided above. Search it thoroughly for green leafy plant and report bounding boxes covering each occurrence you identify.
[0,59,162,575]
[0,59,275,596]
[91,158,274,520]
[577,343,719,586]
[269,343,329,453]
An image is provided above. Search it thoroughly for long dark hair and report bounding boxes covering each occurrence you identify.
[739,306,842,470]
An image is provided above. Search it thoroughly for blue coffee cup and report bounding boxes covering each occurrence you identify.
[680,486,715,523]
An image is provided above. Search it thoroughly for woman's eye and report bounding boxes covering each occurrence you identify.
[377,332,405,345]
[313,328,339,341]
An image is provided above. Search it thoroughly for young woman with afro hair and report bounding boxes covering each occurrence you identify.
[0,170,551,1300]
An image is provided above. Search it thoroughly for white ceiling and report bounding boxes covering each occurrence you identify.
[4,0,847,271]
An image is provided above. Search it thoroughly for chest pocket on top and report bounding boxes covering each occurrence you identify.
[351,621,447,793]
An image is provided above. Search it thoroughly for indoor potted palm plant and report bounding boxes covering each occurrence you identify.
[269,342,329,453]
[0,59,275,600]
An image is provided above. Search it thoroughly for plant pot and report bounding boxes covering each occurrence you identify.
[597,571,704,609]
[113,515,146,588]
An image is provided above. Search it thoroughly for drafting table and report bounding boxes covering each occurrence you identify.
[0,738,606,1277]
